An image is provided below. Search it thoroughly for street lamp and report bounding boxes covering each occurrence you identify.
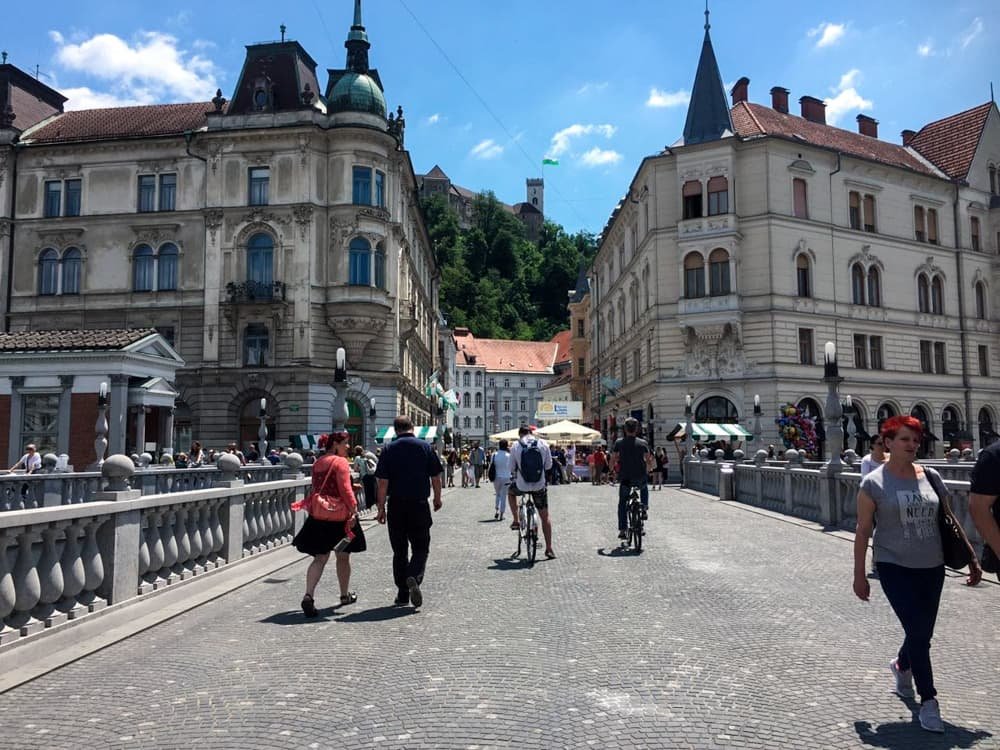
[368,397,377,450]
[92,381,109,470]
[753,394,762,447]
[822,341,845,473]
[683,394,694,482]
[332,347,348,433]
[258,398,269,465]
[844,395,857,451]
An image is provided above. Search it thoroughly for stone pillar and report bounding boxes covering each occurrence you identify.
[57,375,74,456]
[8,376,24,466]
[162,407,175,457]
[108,375,129,456]
[134,407,148,456]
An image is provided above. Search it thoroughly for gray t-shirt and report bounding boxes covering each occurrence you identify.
[859,464,943,568]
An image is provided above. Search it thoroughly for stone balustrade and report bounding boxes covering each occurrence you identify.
[0,454,311,648]
[686,455,984,553]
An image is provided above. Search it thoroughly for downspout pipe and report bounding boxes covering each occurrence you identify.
[951,179,973,447]
[4,139,19,332]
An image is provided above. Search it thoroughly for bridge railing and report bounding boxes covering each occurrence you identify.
[0,463,311,649]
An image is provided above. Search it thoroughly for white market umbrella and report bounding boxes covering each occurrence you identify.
[534,420,602,444]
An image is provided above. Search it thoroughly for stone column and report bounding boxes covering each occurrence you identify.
[57,375,74,456]
[134,407,147,456]
[8,376,24,466]
[162,407,175,457]
[108,375,129,456]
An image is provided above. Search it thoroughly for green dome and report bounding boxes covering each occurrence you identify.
[329,73,386,118]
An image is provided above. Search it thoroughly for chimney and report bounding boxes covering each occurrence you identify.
[799,95,827,125]
[730,76,749,105]
[856,114,878,138]
[901,129,917,146]
[770,86,789,114]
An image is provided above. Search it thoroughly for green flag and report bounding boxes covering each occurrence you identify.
[542,157,559,166]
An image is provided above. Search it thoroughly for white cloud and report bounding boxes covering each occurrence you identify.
[917,40,934,57]
[61,86,150,110]
[959,17,983,49]
[469,139,503,160]
[808,22,846,48]
[577,81,609,95]
[548,123,616,157]
[579,147,622,167]
[824,68,873,125]
[49,30,220,105]
[426,113,441,125]
[646,87,689,108]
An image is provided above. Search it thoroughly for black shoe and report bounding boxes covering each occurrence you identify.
[641,508,648,520]
[494,512,499,520]
[406,576,423,608]
[393,593,409,606]
[618,530,627,540]
[301,594,318,618]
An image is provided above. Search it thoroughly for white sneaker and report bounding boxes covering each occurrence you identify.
[919,699,944,733]
[890,659,914,699]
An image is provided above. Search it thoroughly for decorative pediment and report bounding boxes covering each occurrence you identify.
[792,238,816,262]
[37,227,86,249]
[848,244,883,271]
[129,223,181,248]
[914,255,944,279]
[788,159,815,174]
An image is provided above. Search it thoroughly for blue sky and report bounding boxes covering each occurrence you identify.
[3,1,995,234]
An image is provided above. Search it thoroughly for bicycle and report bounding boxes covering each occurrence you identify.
[623,482,645,553]
[511,490,540,565]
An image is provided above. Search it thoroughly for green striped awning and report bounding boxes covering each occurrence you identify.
[289,434,323,450]
[665,422,751,440]
[375,426,438,443]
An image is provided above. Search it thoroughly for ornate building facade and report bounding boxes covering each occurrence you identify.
[589,10,1000,455]
[0,2,440,452]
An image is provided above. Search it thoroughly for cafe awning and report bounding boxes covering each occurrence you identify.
[289,434,323,451]
[664,422,752,440]
[375,426,438,443]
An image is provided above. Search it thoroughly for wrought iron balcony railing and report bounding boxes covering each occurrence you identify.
[225,280,286,303]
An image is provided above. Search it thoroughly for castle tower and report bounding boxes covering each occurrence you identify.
[526,177,544,216]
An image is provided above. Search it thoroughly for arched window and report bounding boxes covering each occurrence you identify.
[463,392,471,408]
[917,274,930,313]
[607,310,615,344]
[683,252,705,298]
[867,266,882,307]
[979,407,997,447]
[463,416,471,429]
[247,233,274,298]
[708,248,731,296]
[475,371,482,386]
[348,237,371,285]
[796,254,811,297]
[630,285,638,324]
[707,176,728,215]
[942,405,961,446]
[930,275,944,315]
[851,263,866,305]
[617,298,625,335]
[38,249,59,295]
[463,371,470,386]
[374,242,386,289]
[475,416,482,428]
[133,244,154,292]
[61,247,81,295]
[694,396,739,423]
[682,180,702,219]
[158,243,178,291]
[475,392,482,408]
[975,281,988,319]
[243,323,269,366]
[643,266,650,309]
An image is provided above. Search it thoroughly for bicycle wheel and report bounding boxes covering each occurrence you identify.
[526,509,538,565]
[633,514,643,553]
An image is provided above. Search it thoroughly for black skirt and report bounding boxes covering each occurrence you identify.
[293,515,367,555]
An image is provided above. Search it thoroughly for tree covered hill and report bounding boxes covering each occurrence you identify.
[423,192,597,341]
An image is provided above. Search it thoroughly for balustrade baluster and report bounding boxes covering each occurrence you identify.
[245,497,260,553]
[136,513,151,594]
[185,503,203,573]
[10,529,42,635]
[210,500,225,565]
[159,509,179,583]
[173,506,192,577]
[0,531,17,644]
[34,524,67,627]
[145,511,165,588]
[198,503,213,568]
[262,497,275,546]
[79,518,106,611]
[58,520,86,619]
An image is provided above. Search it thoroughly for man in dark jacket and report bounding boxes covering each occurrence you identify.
[375,415,444,608]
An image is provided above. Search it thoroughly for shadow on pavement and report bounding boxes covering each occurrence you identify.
[336,605,416,623]
[596,546,641,557]
[488,557,529,571]
[260,609,334,625]
[854,719,992,748]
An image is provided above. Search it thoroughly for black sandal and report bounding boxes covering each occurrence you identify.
[301,594,318,618]
[339,591,358,605]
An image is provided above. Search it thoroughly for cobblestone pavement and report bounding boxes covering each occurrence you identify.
[1,482,997,749]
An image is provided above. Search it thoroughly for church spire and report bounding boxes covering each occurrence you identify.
[345,0,371,73]
[682,3,733,145]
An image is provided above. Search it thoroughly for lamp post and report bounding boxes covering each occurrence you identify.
[258,398,269,465]
[683,393,694,480]
[822,341,845,473]
[369,397,377,450]
[332,347,348,433]
[844,395,857,452]
[753,394,762,447]
[91,382,109,470]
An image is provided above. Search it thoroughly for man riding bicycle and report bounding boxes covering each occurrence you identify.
[508,425,556,559]
[611,418,649,540]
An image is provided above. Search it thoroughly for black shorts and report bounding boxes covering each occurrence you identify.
[508,486,548,510]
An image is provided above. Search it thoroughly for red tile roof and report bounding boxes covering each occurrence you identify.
[454,331,557,374]
[0,328,156,352]
[550,329,572,364]
[907,102,993,180]
[539,370,572,390]
[23,102,215,144]
[731,101,938,176]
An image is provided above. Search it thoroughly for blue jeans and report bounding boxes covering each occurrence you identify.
[876,562,945,702]
[618,479,648,531]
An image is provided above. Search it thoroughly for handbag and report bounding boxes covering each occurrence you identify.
[305,457,354,522]
[925,469,973,569]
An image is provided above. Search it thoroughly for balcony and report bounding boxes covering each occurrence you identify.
[225,280,286,303]
[677,213,739,241]
[677,293,741,341]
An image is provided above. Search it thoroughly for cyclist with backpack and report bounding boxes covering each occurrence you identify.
[507,426,556,559]
[611,418,650,540]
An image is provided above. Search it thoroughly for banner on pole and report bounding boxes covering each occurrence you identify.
[535,401,583,421]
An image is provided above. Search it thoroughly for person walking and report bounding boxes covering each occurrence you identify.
[471,442,485,488]
[293,432,365,617]
[490,439,513,521]
[375,415,444,608]
[445,448,457,487]
[860,435,888,476]
[611,418,650,540]
[970,439,1000,582]
[852,416,981,733]
[508,426,555,559]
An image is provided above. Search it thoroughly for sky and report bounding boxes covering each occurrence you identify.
[3,1,996,234]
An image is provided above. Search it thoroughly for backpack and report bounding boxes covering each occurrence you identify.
[365,455,377,475]
[519,439,544,483]
[488,461,496,482]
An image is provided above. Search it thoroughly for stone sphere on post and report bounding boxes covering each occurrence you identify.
[217,452,242,481]
[102,454,135,492]
[843,449,858,466]
[138,452,153,468]
[784,448,799,462]
[283,451,304,472]
[714,449,725,461]
[754,449,768,466]
[732,449,745,461]
[41,453,58,473]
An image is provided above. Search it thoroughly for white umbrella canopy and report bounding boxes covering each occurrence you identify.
[488,427,523,443]
[534,420,602,444]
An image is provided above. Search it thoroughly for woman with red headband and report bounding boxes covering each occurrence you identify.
[853,415,980,733]
[293,431,366,617]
